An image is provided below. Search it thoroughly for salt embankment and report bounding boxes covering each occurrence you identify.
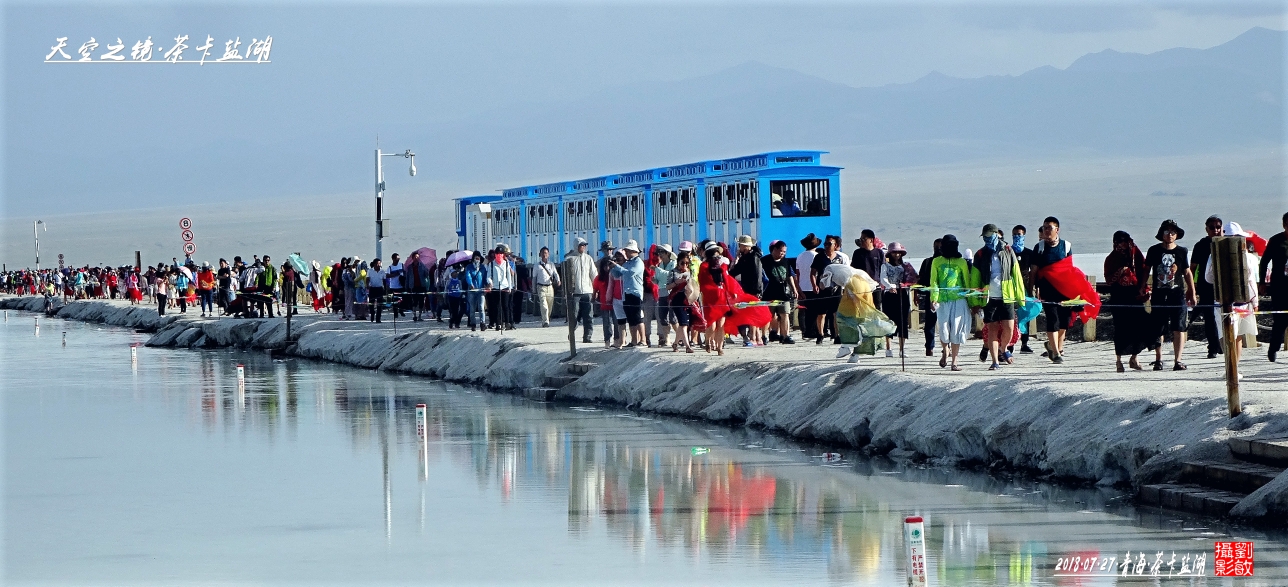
[5,294,1287,524]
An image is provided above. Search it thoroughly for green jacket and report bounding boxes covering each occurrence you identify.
[929,257,974,303]
[257,265,277,289]
[970,248,1026,307]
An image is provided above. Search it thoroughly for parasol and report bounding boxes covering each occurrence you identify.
[414,247,437,271]
[178,266,193,280]
[287,254,308,274]
[446,250,473,266]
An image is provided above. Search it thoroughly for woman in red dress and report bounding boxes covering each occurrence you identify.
[698,245,732,355]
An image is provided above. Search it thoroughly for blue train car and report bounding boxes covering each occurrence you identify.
[454,151,841,260]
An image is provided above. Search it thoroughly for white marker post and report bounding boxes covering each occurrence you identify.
[62,331,66,346]
[416,403,429,481]
[236,364,245,385]
[904,515,928,586]
[131,345,137,365]
[416,404,427,437]
[34,317,39,336]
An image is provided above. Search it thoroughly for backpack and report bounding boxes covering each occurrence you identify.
[446,274,463,298]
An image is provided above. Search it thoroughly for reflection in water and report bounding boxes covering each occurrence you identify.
[160,349,1288,586]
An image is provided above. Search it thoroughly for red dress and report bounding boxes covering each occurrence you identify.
[698,262,771,334]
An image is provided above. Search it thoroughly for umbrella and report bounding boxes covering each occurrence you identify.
[178,266,193,280]
[446,250,473,266]
[414,247,437,271]
[287,254,308,274]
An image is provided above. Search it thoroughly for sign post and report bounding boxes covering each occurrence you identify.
[1212,235,1250,418]
[904,516,928,586]
[563,259,577,360]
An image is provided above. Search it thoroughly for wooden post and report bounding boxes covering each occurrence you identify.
[565,259,577,358]
[1223,302,1241,417]
[1082,274,1097,341]
[1211,236,1249,418]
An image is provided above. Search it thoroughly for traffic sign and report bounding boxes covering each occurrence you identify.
[181,230,194,242]
[183,242,196,255]
[179,218,192,230]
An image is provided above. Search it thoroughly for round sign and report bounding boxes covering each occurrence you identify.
[181,230,194,242]
[183,242,196,255]
[179,218,192,230]
[58,254,64,259]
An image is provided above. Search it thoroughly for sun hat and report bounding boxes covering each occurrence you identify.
[658,244,674,255]
[575,237,588,246]
[622,239,640,253]
[600,240,613,251]
[800,233,821,249]
[678,241,694,252]
[736,235,755,247]
[704,241,720,252]
[980,223,1000,238]
[1223,221,1250,237]
[887,242,907,254]
[1155,219,1185,241]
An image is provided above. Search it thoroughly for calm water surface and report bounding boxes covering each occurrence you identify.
[4,314,1285,585]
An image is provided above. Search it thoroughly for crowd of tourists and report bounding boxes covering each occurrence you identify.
[4,212,1285,371]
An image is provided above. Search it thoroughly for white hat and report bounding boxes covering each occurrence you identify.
[658,244,673,255]
[575,237,588,246]
[736,235,755,247]
[623,239,640,253]
[1223,221,1250,237]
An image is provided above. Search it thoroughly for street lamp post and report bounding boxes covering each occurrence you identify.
[33,220,46,270]
[374,147,417,261]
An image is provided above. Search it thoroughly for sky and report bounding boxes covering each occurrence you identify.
[1,1,1285,266]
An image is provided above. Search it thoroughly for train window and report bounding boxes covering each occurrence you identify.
[769,179,830,218]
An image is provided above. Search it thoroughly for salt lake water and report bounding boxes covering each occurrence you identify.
[4,313,1285,585]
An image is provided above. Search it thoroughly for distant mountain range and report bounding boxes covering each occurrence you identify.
[416,26,1284,185]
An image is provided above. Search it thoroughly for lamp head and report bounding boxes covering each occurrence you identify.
[408,153,416,177]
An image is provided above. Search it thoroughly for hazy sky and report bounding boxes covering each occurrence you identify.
[2,1,1285,220]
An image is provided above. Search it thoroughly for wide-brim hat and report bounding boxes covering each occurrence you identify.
[704,241,720,252]
[887,242,907,254]
[575,237,588,246]
[736,235,755,247]
[658,244,674,255]
[800,233,822,249]
[622,239,640,253]
[1155,219,1185,241]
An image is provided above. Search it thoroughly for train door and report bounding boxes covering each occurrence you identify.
[562,197,599,253]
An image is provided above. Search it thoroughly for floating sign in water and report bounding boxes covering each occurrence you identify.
[691,447,710,455]
[62,331,66,346]
[415,404,427,438]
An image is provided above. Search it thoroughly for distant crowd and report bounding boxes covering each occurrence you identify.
[4,211,1285,371]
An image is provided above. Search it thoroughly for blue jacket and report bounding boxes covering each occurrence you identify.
[462,262,488,290]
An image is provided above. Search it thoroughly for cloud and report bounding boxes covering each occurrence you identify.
[950,5,1158,33]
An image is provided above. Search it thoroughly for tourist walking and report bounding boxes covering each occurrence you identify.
[1030,217,1072,363]
[387,253,405,318]
[930,234,971,371]
[917,238,942,356]
[972,224,1024,371]
[564,238,598,343]
[699,243,733,356]
[1190,216,1225,359]
[1204,221,1261,365]
[1104,231,1151,371]
[796,233,821,340]
[762,240,798,345]
[809,235,846,345]
[1142,219,1196,371]
[879,242,917,357]
[341,259,356,320]
[155,268,169,315]
[666,248,697,353]
[851,229,885,311]
[729,235,764,346]
[1010,225,1036,354]
[486,245,517,330]
[368,258,387,323]
[649,245,676,346]
[609,240,646,347]
[462,252,488,330]
[533,247,560,327]
[1260,212,1288,362]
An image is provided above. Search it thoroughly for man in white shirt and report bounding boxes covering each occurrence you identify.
[795,233,821,339]
[564,238,598,343]
[387,253,405,318]
[533,247,561,327]
[368,259,389,323]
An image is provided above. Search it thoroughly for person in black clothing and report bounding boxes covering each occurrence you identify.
[917,238,942,356]
[1143,219,1196,371]
[851,229,885,311]
[1190,215,1224,359]
[1259,212,1288,362]
[1010,225,1036,354]
[729,235,765,345]
[761,240,797,344]
[216,258,233,314]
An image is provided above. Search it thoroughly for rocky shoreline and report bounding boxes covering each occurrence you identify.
[5,294,1285,525]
